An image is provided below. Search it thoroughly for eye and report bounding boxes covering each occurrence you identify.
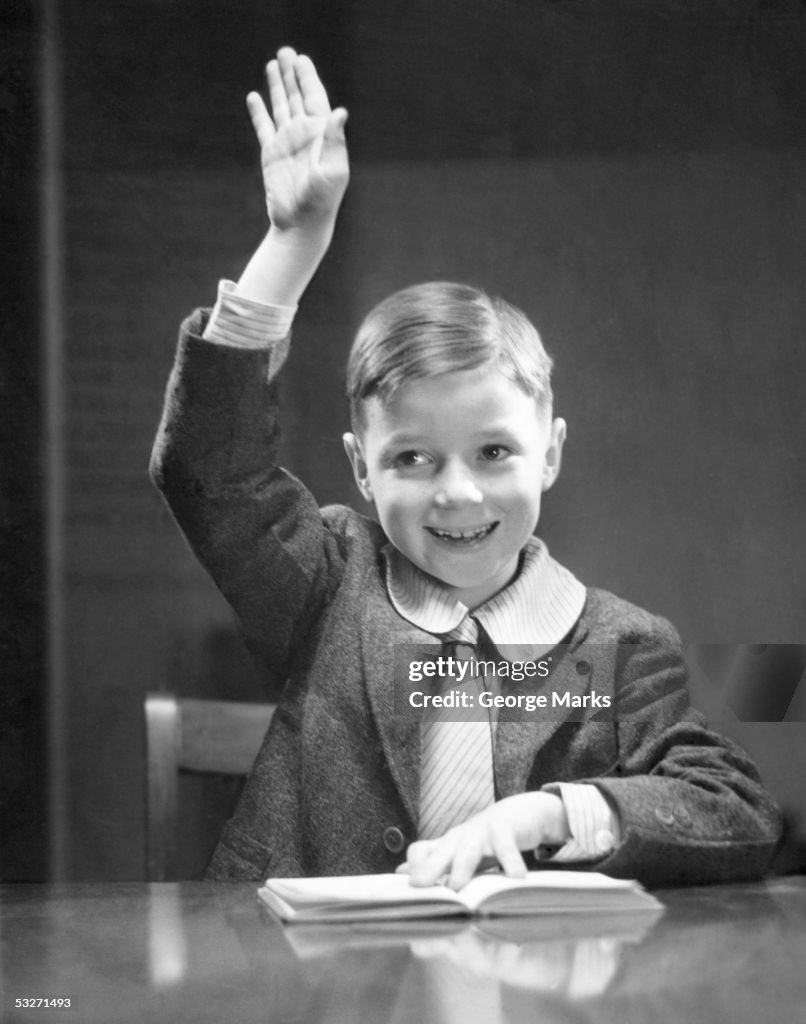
[394,450,431,469]
[480,444,511,462]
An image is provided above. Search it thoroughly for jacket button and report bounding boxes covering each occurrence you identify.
[594,829,616,853]
[654,807,675,827]
[576,660,592,676]
[383,826,406,854]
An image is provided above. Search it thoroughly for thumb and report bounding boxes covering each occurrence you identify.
[324,107,349,143]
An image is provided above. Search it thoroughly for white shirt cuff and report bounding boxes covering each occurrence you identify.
[539,783,621,862]
[202,280,296,376]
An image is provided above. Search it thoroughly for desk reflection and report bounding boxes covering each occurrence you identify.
[277,909,660,1023]
[1,879,804,1024]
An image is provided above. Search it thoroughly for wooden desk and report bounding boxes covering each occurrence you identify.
[2,877,805,1023]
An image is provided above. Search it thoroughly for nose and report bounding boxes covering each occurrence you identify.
[433,461,484,508]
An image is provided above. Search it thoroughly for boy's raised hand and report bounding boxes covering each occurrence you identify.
[247,48,349,235]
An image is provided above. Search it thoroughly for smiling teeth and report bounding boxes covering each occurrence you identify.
[430,525,494,541]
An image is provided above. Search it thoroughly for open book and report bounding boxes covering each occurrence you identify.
[258,870,662,923]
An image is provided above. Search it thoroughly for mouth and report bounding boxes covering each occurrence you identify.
[425,523,499,545]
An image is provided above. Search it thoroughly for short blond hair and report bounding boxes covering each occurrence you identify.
[346,281,553,432]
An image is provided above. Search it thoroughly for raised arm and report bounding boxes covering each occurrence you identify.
[236,47,349,305]
[150,50,351,684]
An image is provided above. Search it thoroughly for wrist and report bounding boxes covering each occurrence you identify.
[524,791,571,848]
[503,791,570,850]
[234,222,334,307]
[267,220,335,260]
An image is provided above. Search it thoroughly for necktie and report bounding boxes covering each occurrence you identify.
[418,617,496,840]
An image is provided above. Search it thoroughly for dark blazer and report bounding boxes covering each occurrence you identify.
[151,310,782,885]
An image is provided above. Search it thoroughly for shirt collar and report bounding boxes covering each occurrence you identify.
[382,536,586,660]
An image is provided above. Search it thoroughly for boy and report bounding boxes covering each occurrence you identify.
[151,48,781,888]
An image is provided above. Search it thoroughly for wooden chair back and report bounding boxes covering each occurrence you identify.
[144,693,275,880]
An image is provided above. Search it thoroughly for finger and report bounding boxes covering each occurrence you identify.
[295,54,331,116]
[245,92,275,148]
[490,828,528,879]
[447,834,485,891]
[407,838,455,887]
[266,59,288,127]
[406,839,431,856]
[277,46,304,119]
[405,839,436,872]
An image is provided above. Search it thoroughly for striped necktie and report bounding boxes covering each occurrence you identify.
[418,616,496,840]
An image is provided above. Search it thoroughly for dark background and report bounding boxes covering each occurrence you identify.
[3,0,806,881]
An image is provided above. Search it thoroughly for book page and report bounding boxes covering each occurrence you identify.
[458,870,643,912]
[267,873,464,911]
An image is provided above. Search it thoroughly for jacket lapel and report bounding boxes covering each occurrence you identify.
[362,604,434,826]
[494,622,592,798]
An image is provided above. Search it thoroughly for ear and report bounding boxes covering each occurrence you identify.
[342,432,373,503]
[542,417,566,492]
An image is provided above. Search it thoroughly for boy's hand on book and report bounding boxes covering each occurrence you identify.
[405,792,570,891]
[247,47,349,237]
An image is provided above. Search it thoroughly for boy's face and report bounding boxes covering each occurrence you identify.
[343,368,565,610]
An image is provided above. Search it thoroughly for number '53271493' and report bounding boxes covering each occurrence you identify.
[14,998,71,1008]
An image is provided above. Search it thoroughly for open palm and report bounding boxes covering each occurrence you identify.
[247,49,349,231]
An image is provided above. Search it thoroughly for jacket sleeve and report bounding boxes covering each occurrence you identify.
[149,309,346,685]
[590,614,783,886]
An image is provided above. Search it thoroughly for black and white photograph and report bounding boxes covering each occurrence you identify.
[2,2,806,1021]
